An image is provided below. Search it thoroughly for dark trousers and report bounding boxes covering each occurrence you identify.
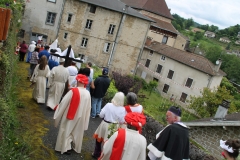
[30,63,37,77]
[19,51,26,61]
[93,140,102,157]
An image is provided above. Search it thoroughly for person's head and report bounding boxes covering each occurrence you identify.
[50,49,57,54]
[44,45,50,50]
[78,68,84,74]
[39,55,48,70]
[22,40,25,44]
[166,106,181,124]
[126,92,137,106]
[125,112,146,133]
[31,41,36,45]
[75,74,89,87]
[59,58,65,65]
[102,67,108,75]
[220,139,240,160]
[34,47,40,52]
[87,62,92,68]
[111,92,125,106]
[82,68,90,77]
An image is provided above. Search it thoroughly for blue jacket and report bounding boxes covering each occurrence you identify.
[92,75,110,98]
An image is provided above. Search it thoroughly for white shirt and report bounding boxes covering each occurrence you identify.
[28,44,36,52]
[90,68,94,79]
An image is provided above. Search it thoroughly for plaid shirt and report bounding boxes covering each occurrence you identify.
[30,51,39,64]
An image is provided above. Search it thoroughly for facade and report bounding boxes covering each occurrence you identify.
[235,40,240,45]
[204,31,215,38]
[57,0,153,74]
[136,41,226,105]
[191,27,202,33]
[21,0,64,44]
[219,37,231,43]
[121,0,189,51]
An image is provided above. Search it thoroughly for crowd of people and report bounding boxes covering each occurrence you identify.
[18,40,240,160]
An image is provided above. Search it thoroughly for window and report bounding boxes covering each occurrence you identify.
[145,59,151,68]
[185,78,193,88]
[108,24,116,34]
[167,70,174,79]
[162,35,168,44]
[81,37,88,47]
[104,43,111,53]
[161,56,165,61]
[153,78,159,82]
[85,19,93,29]
[156,64,162,73]
[47,0,56,2]
[180,92,188,103]
[64,33,68,39]
[46,12,57,25]
[89,4,96,13]
[162,84,169,93]
[149,50,153,56]
[67,14,73,23]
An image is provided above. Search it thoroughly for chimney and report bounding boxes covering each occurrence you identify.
[213,99,231,121]
[145,37,152,46]
[215,58,222,72]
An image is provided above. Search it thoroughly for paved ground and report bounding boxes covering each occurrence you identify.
[38,96,102,160]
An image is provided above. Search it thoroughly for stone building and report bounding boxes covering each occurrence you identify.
[136,41,226,105]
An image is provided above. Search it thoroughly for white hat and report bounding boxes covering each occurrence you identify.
[31,41,36,44]
[59,58,65,63]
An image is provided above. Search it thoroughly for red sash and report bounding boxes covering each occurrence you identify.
[66,88,80,120]
[124,105,132,113]
[109,128,126,160]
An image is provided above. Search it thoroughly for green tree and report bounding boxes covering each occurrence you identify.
[148,80,158,95]
[193,31,203,41]
[226,43,231,50]
[220,77,238,95]
[188,86,235,118]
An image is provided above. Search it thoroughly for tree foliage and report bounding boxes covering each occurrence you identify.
[188,86,235,118]
[148,80,158,95]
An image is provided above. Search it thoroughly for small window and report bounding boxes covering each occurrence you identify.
[85,19,93,29]
[162,35,168,44]
[47,0,56,2]
[149,50,153,56]
[46,12,57,25]
[156,64,162,73]
[67,14,73,23]
[180,92,188,103]
[161,56,165,61]
[89,4,96,13]
[108,24,115,34]
[167,70,174,79]
[64,33,68,39]
[162,84,169,93]
[145,59,151,68]
[185,78,193,88]
[81,37,88,47]
[104,43,111,53]
[153,78,159,82]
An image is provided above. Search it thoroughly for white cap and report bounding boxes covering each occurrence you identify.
[31,41,36,44]
[59,58,65,63]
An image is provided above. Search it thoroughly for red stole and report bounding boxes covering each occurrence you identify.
[67,88,80,120]
[109,128,126,160]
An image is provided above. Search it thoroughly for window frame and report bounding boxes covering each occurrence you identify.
[108,24,116,35]
[180,92,188,103]
[167,70,174,79]
[67,13,73,23]
[161,55,166,61]
[162,35,168,44]
[81,37,88,48]
[46,12,57,25]
[103,42,111,53]
[156,64,163,73]
[145,59,151,68]
[162,84,169,93]
[64,32,68,39]
[85,19,93,29]
[47,0,56,3]
[89,4,97,13]
[185,78,193,88]
[149,50,153,56]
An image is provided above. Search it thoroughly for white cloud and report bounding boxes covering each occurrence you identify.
[165,0,240,29]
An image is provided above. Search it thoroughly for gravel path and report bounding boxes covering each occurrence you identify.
[39,93,102,160]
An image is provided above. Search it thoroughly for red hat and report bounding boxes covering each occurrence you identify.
[76,74,88,87]
[124,112,146,133]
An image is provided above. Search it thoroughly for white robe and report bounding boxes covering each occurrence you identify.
[30,64,50,103]
[54,87,91,154]
[46,65,69,109]
[99,128,146,160]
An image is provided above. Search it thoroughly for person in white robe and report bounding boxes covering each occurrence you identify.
[54,74,91,154]
[92,92,125,159]
[30,55,50,103]
[67,61,78,88]
[99,112,147,160]
[46,58,69,110]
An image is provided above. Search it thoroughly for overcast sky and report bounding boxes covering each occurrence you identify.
[165,0,240,29]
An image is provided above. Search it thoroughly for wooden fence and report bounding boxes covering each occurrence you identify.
[0,7,11,41]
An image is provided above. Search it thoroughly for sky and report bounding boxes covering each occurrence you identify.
[165,0,240,29]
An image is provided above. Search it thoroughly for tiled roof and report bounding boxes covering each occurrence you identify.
[79,0,154,22]
[144,15,177,34]
[145,41,226,76]
[189,113,240,122]
[120,0,173,19]
[205,31,215,35]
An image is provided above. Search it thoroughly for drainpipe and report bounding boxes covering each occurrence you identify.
[207,75,213,88]
[133,22,151,75]
[56,0,66,39]
[107,6,128,68]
